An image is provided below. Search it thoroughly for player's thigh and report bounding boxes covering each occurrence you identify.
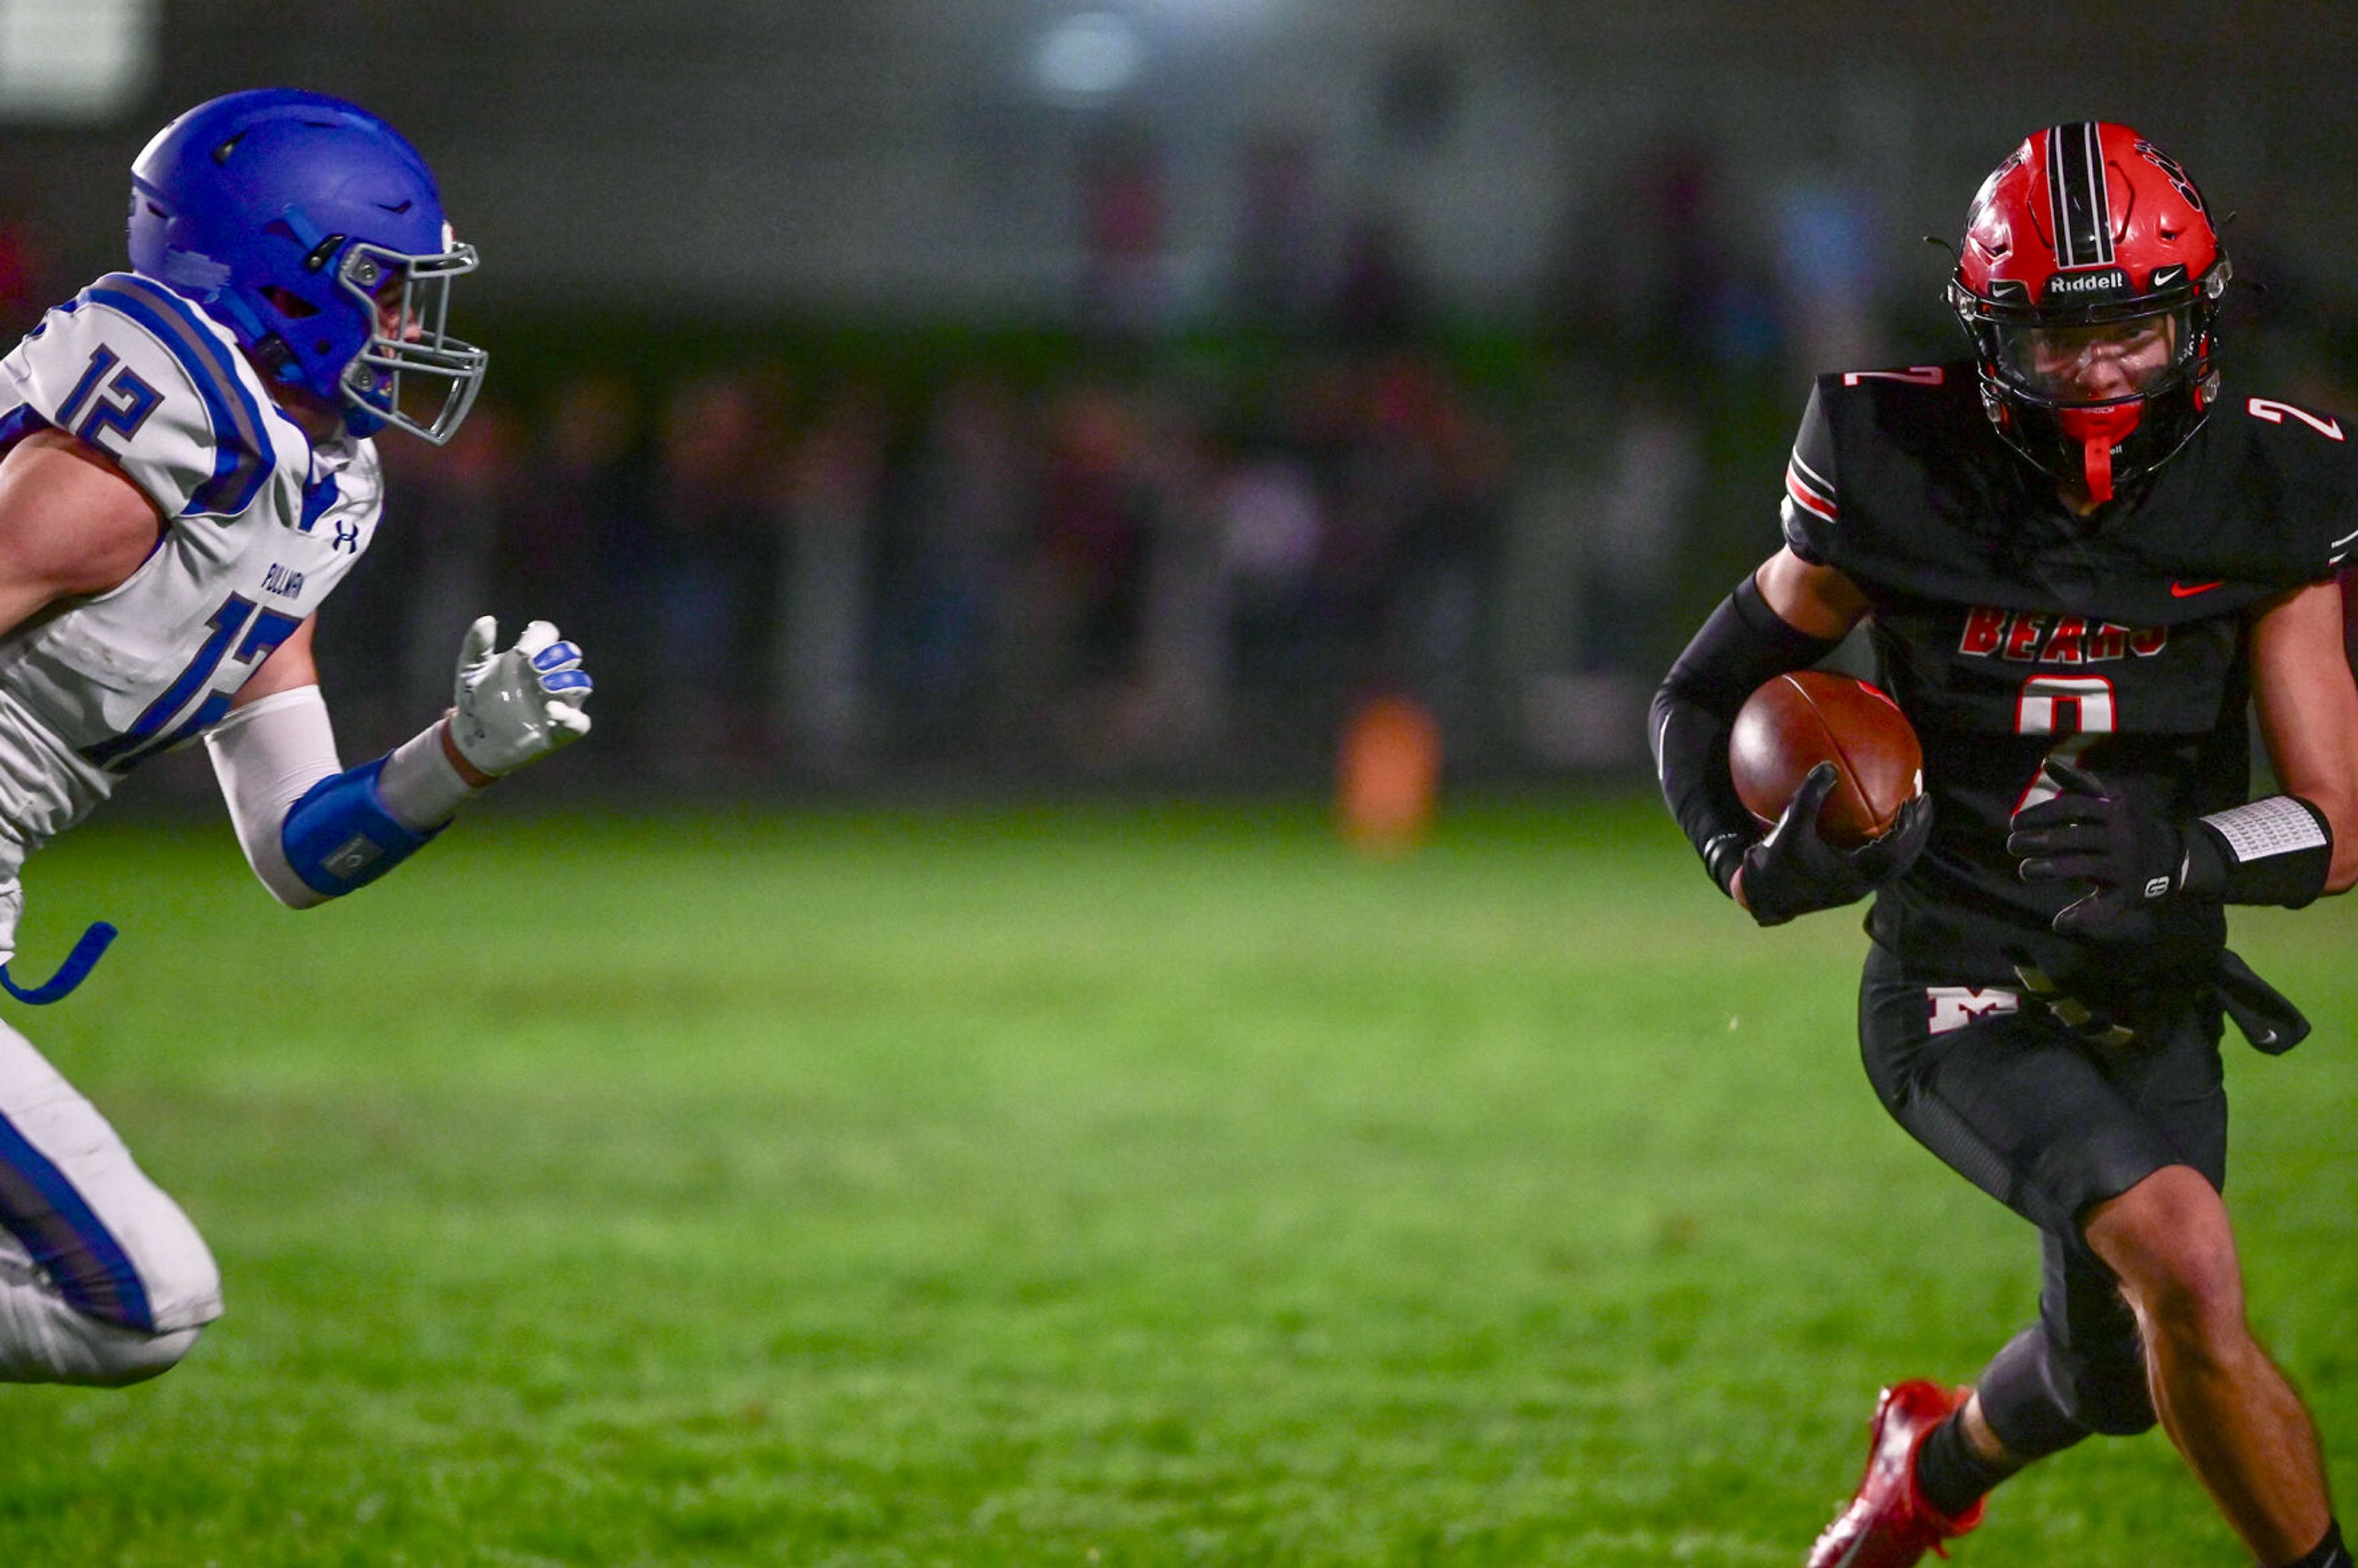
[2095,1000,2228,1195]
[0,1019,220,1333]
[1856,947,2220,1238]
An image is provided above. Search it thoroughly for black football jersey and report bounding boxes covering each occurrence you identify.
[1780,360,2358,995]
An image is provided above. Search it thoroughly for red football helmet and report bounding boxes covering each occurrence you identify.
[1950,122,2230,502]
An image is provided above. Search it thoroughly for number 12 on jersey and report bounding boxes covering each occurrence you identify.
[80,594,302,771]
[2015,674,2116,811]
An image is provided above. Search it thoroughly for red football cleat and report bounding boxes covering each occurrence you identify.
[1805,1380,1986,1568]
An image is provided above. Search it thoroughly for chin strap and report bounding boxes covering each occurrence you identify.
[2055,402,2145,503]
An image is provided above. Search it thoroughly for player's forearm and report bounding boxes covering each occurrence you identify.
[205,687,480,907]
[2246,578,2358,892]
[204,686,341,907]
[204,616,587,906]
[2265,737,2358,895]
[1654,575,1841,891]
[2279,778,2358,894]
[2327,818,2358,895]
[2294,788,2357,895]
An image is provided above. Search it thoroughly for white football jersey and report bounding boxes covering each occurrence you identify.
[0,272,381,918]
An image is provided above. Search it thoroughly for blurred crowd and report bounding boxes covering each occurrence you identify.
[315,133,1825,790]
[330,349,1531,789]
[12,123,2358,796]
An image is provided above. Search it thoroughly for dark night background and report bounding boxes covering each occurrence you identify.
[7,1,2357,796]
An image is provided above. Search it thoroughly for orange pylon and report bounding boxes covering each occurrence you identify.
[1337,694,1441,856]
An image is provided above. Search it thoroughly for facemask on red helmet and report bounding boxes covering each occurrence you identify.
[1948,122,2228,503]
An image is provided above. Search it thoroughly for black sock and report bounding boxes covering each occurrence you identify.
[2273,1518,2348,1568]
[1913,1410,2012,1519]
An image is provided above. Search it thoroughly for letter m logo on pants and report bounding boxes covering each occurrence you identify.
[1927,987,2020,1036]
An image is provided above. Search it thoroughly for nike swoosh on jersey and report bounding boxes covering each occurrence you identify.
[2170,580,2224,597]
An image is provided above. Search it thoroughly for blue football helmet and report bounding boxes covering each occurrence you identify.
[126,88,486,443]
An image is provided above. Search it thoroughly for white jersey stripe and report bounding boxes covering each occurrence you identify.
[1786,462,1838,522]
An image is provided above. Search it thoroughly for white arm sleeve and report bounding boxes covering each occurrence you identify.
[206,691,484,910]
[376,717,480,828]
[204,686,341,909]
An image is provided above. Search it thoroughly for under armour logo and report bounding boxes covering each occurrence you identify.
[1927,987,2018,1036]
[333,519,361,553]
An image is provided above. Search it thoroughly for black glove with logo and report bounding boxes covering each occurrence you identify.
[2006,762,2185,941]
[1736,762,1934,927]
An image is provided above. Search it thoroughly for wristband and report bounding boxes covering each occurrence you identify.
[2179,795,2333,908]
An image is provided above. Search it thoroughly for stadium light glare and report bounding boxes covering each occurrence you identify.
[0,0,156,122]
[1034,11,1144,101]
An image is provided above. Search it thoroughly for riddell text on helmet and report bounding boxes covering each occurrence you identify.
[2043,268,2128,297]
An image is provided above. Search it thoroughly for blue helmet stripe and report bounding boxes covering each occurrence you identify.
[0,1108,157,1332]
[87,274,275,518]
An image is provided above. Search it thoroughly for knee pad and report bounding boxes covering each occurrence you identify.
[1977,1326,2093,1457]
[1977,1323,2155,1451]
[2064,1340,2158,1436]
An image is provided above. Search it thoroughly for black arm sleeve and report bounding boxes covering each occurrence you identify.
[1650,574,1843,893]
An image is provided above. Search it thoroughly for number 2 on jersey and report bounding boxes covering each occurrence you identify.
[80,594,303,770]
[2014,674,2116,810]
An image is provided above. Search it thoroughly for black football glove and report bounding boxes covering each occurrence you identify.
[2006,762,2187,942]
[1736,762,1933,927]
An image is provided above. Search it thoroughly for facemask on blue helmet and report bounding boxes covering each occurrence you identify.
[126,88,487,444]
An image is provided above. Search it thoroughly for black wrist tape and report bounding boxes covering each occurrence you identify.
[2179,795,2333,908]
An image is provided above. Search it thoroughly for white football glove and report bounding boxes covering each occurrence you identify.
[448,616,593,777]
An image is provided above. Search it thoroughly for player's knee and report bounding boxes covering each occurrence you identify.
[2136,1263,2246,1362]
[75,1320,206,1387]
[2120,1236,2246,1360]
[2,1216,221,1385]
[2,1303,209,1386]
[2085,1166,2246,1349]
[143,1236,224,1333]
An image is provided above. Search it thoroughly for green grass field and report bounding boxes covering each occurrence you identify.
[4,797,2355,1566]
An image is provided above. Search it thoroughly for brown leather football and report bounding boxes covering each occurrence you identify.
[1729,670,1923,847]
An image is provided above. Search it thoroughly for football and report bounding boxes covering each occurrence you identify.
[1729,670,1923,847]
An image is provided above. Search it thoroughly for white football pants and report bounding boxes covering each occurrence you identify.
[0,1018,219,1384]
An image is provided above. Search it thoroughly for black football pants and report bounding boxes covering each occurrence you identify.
[1858,941,2230,1450]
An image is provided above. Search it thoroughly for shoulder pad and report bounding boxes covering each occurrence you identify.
[1779,381,1839,562]
[23,274,289,522]
[2227,394,2358,576]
